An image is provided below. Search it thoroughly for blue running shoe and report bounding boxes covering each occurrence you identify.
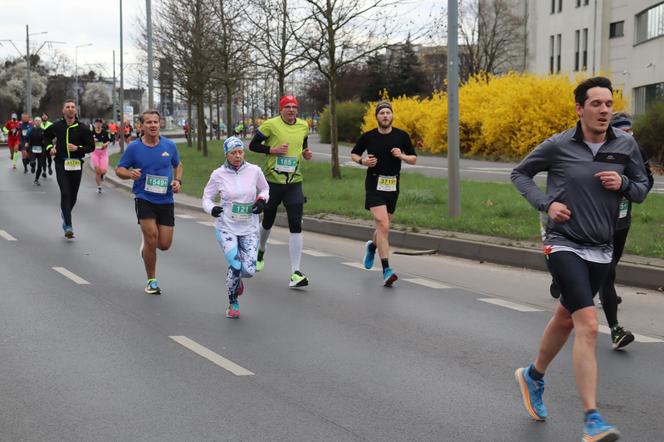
[515,365,547,421]
[145,279,161,295]
[363,240,376,269]
[583,412,620,442]
[383,268,398,287]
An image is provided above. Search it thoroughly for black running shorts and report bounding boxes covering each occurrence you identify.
[547,251,610,313]
[134,198,175,226]
[365,189,399,214]
[265,182,304,209]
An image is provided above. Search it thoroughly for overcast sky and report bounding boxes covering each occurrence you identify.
[1,0,443,85]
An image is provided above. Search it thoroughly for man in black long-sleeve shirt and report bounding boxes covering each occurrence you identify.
[43,99,95,239]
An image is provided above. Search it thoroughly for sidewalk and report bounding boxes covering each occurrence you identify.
[98,146,664,291]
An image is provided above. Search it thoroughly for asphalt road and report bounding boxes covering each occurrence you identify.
[1,155,664,441]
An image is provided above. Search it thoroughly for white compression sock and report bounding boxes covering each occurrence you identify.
[259,226,270,252]
[289,233,303,273]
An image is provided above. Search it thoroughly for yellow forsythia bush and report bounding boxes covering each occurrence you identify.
[362,73,627,158]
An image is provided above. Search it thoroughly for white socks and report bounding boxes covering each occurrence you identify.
[289,233,303,273]
[259,226,270,252]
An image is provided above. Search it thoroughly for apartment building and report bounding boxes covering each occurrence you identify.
[521,0,664,113]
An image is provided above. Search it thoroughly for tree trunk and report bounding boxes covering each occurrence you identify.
[225,84,233,139]
[328,77,341,179]
[196,97,204,152]
[187,100,193,147]
[216,92,221,139]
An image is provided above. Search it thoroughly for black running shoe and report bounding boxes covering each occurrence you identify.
[611,325,634,350]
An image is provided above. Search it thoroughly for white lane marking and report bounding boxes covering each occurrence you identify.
[598,325,663,343]
[196,221,215,227]
[267,239,286,245]
[175,214,196,219]
[478,298,543,312]
[403,278,451,289]
[342,262,380,271]
[303,249,331,257]
[169,336,254,376]
[0,230,17,241]
[52,267,90,285]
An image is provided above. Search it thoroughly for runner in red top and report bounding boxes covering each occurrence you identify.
[4,113,20,169]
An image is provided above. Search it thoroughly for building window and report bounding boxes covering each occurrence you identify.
[610,21,624,38]
[551,0,556,14]
[636,3,664,44]
[584,0,589,5]
[574,30,580,71]
[556,34,562,73]
[558,0,563,13]
[576,0,580,7]
[582,28,588,70]
[549,35,555,73]
[634,82,664,114]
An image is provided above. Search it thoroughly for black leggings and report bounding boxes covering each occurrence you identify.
[55,160,83,226]
[33,153,46,179]
[548,251,610,313]
[598,228,629,327]
[261,204,303,233]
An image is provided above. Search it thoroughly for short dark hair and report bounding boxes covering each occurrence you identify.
[141,109,160,120]
[574,77,613,106]
[63,99,76,105]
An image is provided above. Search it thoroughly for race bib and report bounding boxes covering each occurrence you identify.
[377,175,397,192]
[231,202,253,220]
[64,159,82,171]
[95,141,104,149]
[21,129,27,137]
[275,156,298,173]
[32,146,42,154]
[144,174,169,194]
[618,197,629,219]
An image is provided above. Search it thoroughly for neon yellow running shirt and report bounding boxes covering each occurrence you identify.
[257,116,309,184]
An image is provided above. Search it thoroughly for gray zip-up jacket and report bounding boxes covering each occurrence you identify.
[511,122,650,248]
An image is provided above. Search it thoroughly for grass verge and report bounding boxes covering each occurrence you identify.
[110,140,664,259]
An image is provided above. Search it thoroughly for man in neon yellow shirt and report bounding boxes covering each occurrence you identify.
[249,95,312,287]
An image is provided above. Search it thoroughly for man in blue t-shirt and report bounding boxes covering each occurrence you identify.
[116,110,183,295]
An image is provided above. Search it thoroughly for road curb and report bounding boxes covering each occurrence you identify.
[100,167,664,291]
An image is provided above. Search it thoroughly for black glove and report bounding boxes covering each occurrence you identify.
[251,199,266,214]
[211,206,223,217]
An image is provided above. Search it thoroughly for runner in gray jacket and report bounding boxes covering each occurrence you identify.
[511,77,649,442]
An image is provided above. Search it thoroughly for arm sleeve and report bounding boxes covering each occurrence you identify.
[351,134,366,156]
[201,173,219,215]
[171,144,180,167]
[81,128,95,154]
[639,146,654,191]
[510,140,556,212]
[303,136,308,149]
[249,130,270,154]
[403,132,416,156]
[117,145,133,169]
[43,124,55,149]
[619,141,651,203]
[256,169,270,202]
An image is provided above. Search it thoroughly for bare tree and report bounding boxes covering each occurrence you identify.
[459,0,525,80]
[211,0,249,138]
[81,82,112,118]
[243,0,310,102]
[155,0,216,155]
[297,0,395,179]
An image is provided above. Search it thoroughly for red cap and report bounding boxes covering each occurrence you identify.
[279,95,298,110]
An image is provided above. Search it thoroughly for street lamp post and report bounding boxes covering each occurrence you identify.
[447,0,461,217]
[74,43,93,112]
